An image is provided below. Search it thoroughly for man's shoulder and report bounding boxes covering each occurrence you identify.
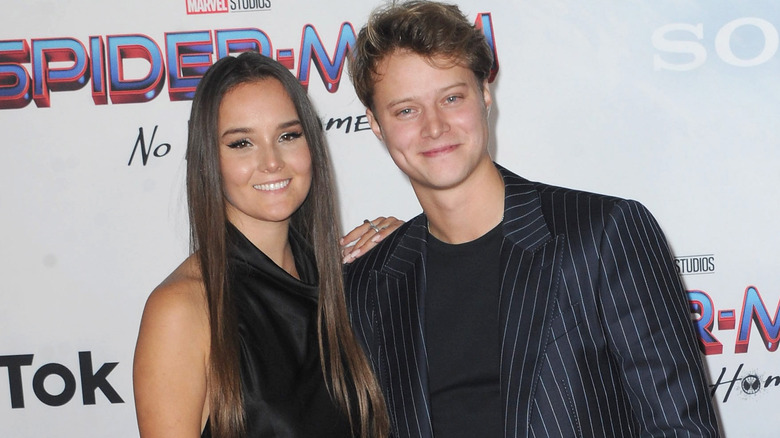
[498,163,622,204]
[497,163,648,232]
[535,181,625,209]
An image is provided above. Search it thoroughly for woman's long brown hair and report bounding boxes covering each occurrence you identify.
[185,51,388,438]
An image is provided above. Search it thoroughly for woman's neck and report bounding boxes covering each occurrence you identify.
[229,217,299,278]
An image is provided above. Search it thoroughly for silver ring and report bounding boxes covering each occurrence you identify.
[367,220,381,233]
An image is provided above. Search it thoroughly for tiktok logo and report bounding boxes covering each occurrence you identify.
[0,352,123,409]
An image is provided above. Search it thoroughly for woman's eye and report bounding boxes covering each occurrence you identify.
[227,139,251,149]
[445,95,460,103]
[280,131,303,142]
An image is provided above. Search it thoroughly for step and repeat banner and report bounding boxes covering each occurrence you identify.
[1,0,777,436]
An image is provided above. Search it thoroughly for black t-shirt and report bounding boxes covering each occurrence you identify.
[425,222,503,437]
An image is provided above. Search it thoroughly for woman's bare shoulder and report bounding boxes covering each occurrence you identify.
[156,255,203,295]
[134,254,211,437]
[147,256,207,315]
[138,255,209,351]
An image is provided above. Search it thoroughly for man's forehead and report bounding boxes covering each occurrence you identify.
[374,49,463,74]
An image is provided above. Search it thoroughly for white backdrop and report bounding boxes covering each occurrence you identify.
[1,1,778,436]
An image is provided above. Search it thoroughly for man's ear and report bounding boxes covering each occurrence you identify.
[366,108,384,142]
[482,80,493,114]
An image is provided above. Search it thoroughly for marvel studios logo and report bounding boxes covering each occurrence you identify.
[674,254,715,275]
[186,0,271,14]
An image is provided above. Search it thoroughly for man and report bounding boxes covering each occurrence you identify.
[344,1,721,437]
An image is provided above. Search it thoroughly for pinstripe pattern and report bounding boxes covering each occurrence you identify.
[345,165,720,438]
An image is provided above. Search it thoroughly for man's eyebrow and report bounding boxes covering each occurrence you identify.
[384,82,469,109]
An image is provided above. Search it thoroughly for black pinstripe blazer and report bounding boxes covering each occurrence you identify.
[345,165,720,438]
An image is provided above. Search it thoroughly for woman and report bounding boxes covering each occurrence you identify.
[133,51,393,438]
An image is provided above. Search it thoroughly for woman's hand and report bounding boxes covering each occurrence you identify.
[341,216,403,263]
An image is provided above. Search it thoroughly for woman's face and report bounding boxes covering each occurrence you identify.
[217,78,312,229]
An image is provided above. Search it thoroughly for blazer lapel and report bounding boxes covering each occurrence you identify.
[374,217,433,438]
[371,165,563,438]
[497,166,565,437]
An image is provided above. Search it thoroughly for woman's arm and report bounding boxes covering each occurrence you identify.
[133,260,211,438]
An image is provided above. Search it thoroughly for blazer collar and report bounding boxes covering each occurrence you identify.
[496,163,554,251]
[375,163,562,438]
[495,165,564,436]
[382,162,554,274]
[373,217,433,438]
[379,216,428,278]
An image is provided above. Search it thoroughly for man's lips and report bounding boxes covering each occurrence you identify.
[421,144,458,157]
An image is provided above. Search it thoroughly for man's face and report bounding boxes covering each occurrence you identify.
[366,51,493,194]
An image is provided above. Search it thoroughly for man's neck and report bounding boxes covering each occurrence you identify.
[417,162,505,244]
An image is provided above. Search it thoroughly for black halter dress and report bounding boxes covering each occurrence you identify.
[202,224,351,437]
